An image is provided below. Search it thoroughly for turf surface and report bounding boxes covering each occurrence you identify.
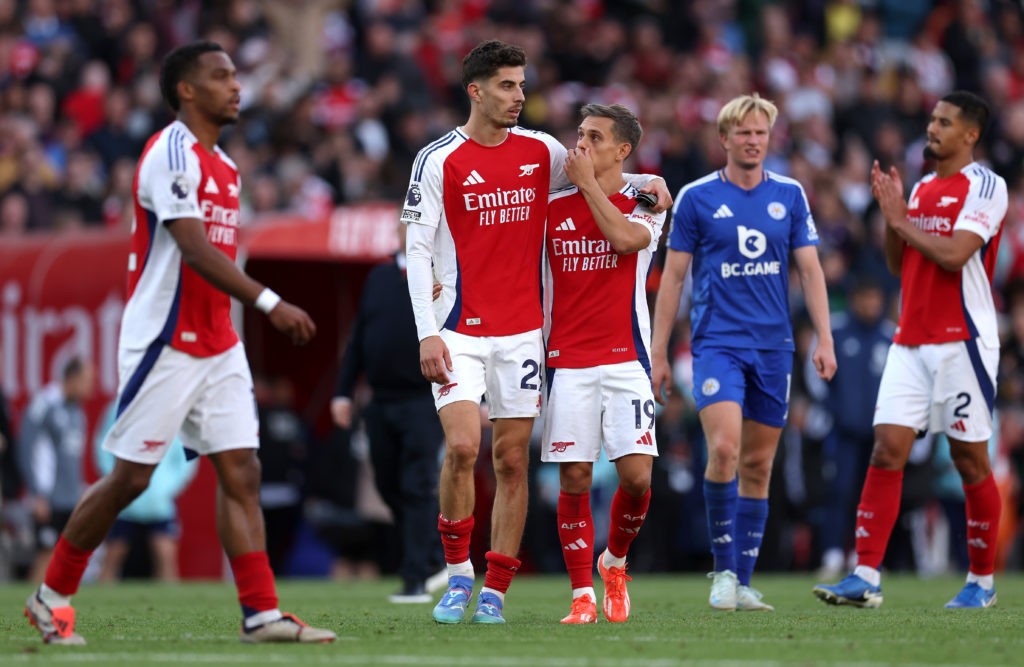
[0,574,1020,666]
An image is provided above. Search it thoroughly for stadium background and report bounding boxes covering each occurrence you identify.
[1,0,1024,580]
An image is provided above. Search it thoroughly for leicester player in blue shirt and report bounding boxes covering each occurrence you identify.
[651,94,836,611]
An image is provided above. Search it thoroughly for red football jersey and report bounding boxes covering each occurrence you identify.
[544,184,665,368]
[895,163,1006,347]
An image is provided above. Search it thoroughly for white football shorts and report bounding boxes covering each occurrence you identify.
[542,360,659,463]
[873,339,998,442]
[103,341,259,464]
[432,328,543,419]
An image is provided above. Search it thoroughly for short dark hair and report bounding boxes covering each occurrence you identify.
[942,90,991,143]
[62,356,84,381]
[160,41,225,112]
[580,103,643,157]
[461,40,526,89]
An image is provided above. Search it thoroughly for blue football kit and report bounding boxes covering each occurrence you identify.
[667,169,819,425]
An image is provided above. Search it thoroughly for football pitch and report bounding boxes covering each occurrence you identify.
[0,574,1020,666]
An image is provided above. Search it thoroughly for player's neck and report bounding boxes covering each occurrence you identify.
[934,154,972,179]
[177,111,221,152]
[723,163,763,190]
[461,117,510,147]
[595,169,626,197]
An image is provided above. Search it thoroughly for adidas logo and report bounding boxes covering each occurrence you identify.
[636,431,653,446]
[967,537,989,549]
[712,534,733,545]
[855,527,870,538]
[462,170,485,186]
[555,217,576,231]
[741,548,759,557]
[563,538,589,551]
[204,177,220,194]
[951,419,966,432]
[712,204,734,219]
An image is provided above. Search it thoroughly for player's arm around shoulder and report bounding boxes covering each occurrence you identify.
[165,218,315,344]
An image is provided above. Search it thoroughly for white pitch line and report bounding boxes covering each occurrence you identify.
[0,654,1002,667]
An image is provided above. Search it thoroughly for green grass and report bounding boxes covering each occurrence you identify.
[0,574,1020,666]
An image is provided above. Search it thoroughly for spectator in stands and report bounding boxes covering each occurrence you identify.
[16,357,94,582]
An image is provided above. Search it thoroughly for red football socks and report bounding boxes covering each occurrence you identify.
[607,487,651,559]
[558,491,595,590]
[229,551,279,614]
[44,536,93,597]
[964,474,1002,576]
[482,550,521,594]
[854,466,903,569]
[438,514,474,565]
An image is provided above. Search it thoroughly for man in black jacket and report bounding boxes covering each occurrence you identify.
[331,222,445,603]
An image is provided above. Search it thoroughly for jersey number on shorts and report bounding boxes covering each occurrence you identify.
[521,359,540,390]
[953,392,971,418]
[632,398,655,429]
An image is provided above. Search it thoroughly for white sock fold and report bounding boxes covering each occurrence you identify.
[572,586,596,602]
[38,584,71,609]
[243,609,283,630]
[601,549,626,569]
[447,559,474,580]
[480,586,504,602]
[966,572,994,590]
[853,565,881,587]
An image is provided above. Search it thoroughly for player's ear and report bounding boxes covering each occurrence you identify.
[177,79,194,105]
[467,81,482,104]
[617,142,632,162]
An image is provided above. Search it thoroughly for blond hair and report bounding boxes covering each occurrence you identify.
[716,93,778,136]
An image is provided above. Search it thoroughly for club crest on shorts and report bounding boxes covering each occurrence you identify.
[702,378,720,396]
[437,382,458,397]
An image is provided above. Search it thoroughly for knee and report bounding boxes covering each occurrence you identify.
[492,444,528,482]
[109,465,153,506]
[443,438,479,472]
[560,464,592,495]
[706,439,739,476]
[950,448,991,484]
[868,439,906,470]
[223,454,262,499]
[738,454,773,489]
[617,470,651,498]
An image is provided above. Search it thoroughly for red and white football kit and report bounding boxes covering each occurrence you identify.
[541,184,665,462]
[856,162,1007,581]
[873,162,1006,442]
[104,120,258,464]
[403,126,564,417]
[403,126,658,417]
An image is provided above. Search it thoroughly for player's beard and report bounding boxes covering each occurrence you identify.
[923,144,939,161]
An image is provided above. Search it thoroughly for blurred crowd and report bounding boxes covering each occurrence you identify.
[4,0,1024,578]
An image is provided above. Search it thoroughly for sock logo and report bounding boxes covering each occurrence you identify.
[967,519,990,529]
[618,526,641,535]
[712,534,733,544]
[741,547,759,557]
[563,538,589,551]
[560,521,588,530]
[856,509,874,519]
[622,513,647,521]
[855,526,870,538]
[967,538,989,549]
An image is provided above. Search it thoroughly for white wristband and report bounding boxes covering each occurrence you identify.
[254,288,281,314]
